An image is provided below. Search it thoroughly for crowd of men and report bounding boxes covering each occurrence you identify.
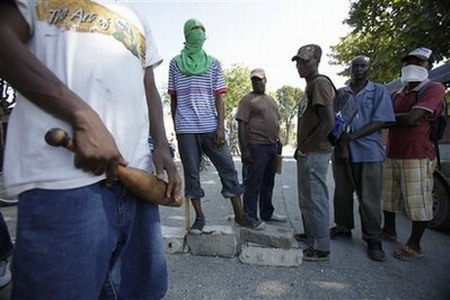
[0,0,446,298]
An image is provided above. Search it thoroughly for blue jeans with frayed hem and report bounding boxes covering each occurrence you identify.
[177,132,243,199]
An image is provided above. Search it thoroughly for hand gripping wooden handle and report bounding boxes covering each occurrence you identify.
[45,128,183,207]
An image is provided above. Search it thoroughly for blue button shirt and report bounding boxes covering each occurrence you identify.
[340,81,395,163]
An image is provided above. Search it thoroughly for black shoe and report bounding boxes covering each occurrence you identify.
[238,215,266,230]
[367,239,386,262]
[294,233,308,241]
[330,226,352,239]
[189,217,205,235]
[302,248,330,261]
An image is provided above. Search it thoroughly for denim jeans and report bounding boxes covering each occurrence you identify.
[333,161,383,241]
[12,181,167,300]
[177,132,243,199]
[297,151,332,252]
[242,143,277,221]
[0,211,13,260]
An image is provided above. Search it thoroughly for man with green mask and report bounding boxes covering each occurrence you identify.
[169,19,258,234]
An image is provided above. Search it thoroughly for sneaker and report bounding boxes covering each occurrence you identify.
[0,260,11,289]
[238,215,266,230]
[263,213,287,222]
[302,248,330,261]
[367,239,386,262]
[330,226,352,239]
[189,217,205,235]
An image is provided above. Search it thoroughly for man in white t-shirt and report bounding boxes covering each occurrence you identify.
[0,0,181,298]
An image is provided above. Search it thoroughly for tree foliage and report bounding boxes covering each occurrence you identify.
[276,85,303,145]
[223,64,252,121]
[331,0,450,83]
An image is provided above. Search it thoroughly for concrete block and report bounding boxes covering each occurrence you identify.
[161,226,188,254]
[239,224,295,249]
[186,225,237,258]
[239,243,302,267]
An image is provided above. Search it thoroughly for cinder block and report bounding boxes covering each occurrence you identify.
[161,226,188,254]
[239,224,295,249]
[239,243,302,267]
[186,225,237,258]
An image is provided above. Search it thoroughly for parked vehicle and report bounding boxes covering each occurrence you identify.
[386,62,450,230]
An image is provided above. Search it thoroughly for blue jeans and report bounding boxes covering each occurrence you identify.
[242,143,277,221]
[0,211,13,260]
[297,151,332,252]
[12,181,167,300]
[177,132,243,199]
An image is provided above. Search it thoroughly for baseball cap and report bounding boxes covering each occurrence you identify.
[291,44,322,61]
[250,68,266,79]
[401,47,432,62]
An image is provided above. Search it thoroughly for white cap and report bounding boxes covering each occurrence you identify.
[402,47,432,62]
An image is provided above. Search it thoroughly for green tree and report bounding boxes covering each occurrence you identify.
[223,64,252,121]
[276,85,303,145]
[223,64,252,152]
[331,0,450,83]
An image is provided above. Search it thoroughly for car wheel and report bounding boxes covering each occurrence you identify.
[430,170,450,230]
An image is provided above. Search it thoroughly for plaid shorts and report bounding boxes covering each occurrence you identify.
[382,158,436,221]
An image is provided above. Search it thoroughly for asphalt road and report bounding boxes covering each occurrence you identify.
[1,156,450,299]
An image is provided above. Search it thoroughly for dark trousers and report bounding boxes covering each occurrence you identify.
[332,161,383,241]
[242,143,277,221]
[0,210,13,260]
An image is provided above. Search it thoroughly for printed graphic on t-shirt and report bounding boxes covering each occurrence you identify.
[36,0,146,63]
[298,93,308,117]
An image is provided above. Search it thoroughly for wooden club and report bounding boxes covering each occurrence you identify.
[45,128,183,207]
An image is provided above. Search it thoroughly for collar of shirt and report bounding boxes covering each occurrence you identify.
[396,78,430,96]
[342,80,375,97]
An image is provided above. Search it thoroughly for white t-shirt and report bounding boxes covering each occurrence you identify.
[5,0,162,196]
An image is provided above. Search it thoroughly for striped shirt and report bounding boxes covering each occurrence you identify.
[168,58,227,134]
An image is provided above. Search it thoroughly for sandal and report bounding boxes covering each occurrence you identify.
[393,245,424,262]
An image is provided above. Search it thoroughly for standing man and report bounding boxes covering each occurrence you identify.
[169,19,255,233]
[330,56,395,262]
[0,0,181,298]
[292,44,335,261]
[236,68,286,227]
[382,47,445,261]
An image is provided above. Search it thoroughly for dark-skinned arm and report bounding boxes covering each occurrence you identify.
[237,120,252,165]
[298,104,335,153]
[392,109,428,127]
[338,121,386,146]
[214,93,226,148]
[144,67,181,200]
[170,94,177,127]
[0,2,126,180]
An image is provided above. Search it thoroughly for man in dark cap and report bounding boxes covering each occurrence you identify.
[292,44,335,261]
[382,47,446,261]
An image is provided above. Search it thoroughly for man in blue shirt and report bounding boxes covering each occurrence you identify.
[330,56,395,261]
